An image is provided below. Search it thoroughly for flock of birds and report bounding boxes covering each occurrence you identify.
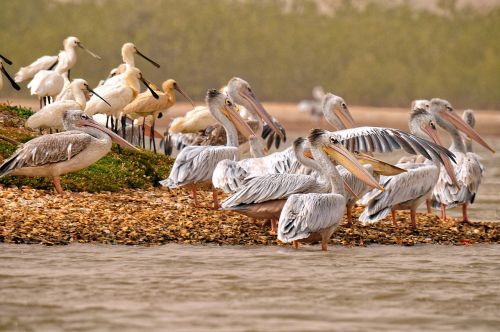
[0,36,495,251]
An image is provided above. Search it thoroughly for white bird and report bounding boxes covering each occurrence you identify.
[278,129,379,251]
[0,54,20,92]
[0,110,136,195]
[358,107,459,228]
[25,79,109,132]
[85,66,159,131]
[27,68,67,108]
[109,42,160,76]
[15,36,100,83]
[160,89,257,208]
[222,133,382,238]
[430,99,494,222]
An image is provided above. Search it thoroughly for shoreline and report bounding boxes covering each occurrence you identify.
[1,187,498,246]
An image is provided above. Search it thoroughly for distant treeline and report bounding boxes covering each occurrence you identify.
[1,0,499,108]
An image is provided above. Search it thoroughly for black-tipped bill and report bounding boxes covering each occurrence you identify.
[141,76,159,99]
[88,87,111,107]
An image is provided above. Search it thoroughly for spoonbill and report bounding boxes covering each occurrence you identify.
[160,89,256,208]
[14,36,100,83]
[122,79,194,152]
[0,110,136,195]
[0,54,20,91]
[25,79,109,132]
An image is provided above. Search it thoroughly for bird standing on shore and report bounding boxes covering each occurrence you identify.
[0,110,137,195]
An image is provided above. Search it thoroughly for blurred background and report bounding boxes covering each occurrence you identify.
[1,0,499,109]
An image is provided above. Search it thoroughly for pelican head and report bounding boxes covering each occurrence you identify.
[227,77,283,139]
[321,93,355,130]
[162,79,195,106]
[409,108,459,187]
[308,129,383,191]
[411,99,430,112]
[462,109,475,128]
[206,89,255,139]
[63,110,137,150]
[122,42,160,68]
[430,98,494,153]
[0,55,20,91]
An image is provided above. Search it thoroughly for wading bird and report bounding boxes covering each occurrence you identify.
[430,99,494,222]
[85,66,159,132]
[108,42,160,78]
[277,130,382,251]
[0,110,136,195]
[123,79,194,152]
[0,54,20,91]
[358,106,459,228]
[160,89,256,208]
[26,79,109,132]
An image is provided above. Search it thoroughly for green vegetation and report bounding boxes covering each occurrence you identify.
[0,104,174,192]
[1,0,499,108]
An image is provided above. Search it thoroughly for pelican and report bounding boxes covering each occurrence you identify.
[15,36,100,84]
[25,79,109,132]
[165,77,285,156]
[160,89,256,208]
[0,110,136,195]
[297,86,325,122]
[222,134,382,236]
[85,66,159,132]
[122,79,194,152]
[430,99,494,222]
[0,54,20,91]
[277,129,381,251]
[212,92,355,195]
[358,107,459,228]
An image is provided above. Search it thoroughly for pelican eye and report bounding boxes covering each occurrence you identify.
[446,106,452,111]
[330,137,339,144]
[341,103,347,109]
[225,99,233,106]
[81,114,90,120]
[430,122,436,130]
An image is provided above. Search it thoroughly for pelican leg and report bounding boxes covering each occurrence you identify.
[292,240,299,249]
[426,199,432,213]
[462,203,470,223]
[410,207,417,229]
[321,238,329,251]
[270,219,278,235]
[212,189,219,209]
[52,177,64,195]
[191,186,200,207]
[391,208,398,227]
[346,204,353,227]
[441,204,447,222]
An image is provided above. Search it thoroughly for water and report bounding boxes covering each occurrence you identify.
[1,243,499,331]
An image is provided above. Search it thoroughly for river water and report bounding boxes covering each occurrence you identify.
[1,244,499,331]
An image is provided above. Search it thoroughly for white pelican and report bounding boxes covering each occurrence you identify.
[0,54,20,91]
[277,129,380,251]
[358,107,459,228]
[297,86,325,122]
[122,79,194,152]
[25,79,109,132]
[212,92,355,195]
[14,36,100,83]
[430,99,494,222]
[222,134,382,235]
[160,89,256,208]
[85,66,159,132]
[0,110,136,195]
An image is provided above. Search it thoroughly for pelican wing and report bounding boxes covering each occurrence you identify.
[161,146,238,187]
[359,163,439,224]
[14,55,58,83]
[278,193,346,242]
[332,127,456,165]
[432,152,484,207]
[0,131,91,176]
[221,173,322,208]
[212,159,249,193]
